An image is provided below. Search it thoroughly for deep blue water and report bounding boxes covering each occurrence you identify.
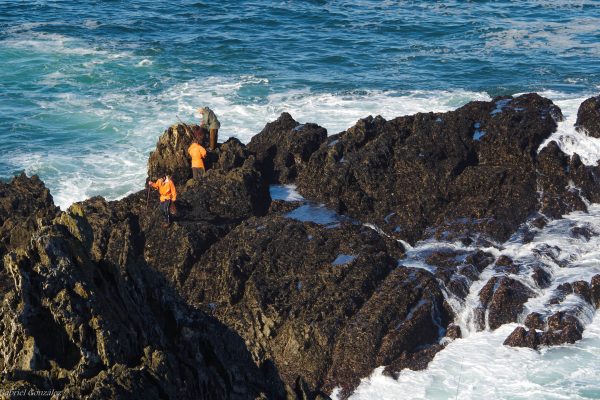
[1,0,600,206]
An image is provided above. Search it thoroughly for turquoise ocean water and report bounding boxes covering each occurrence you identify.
[1,1,600,207]
[2,2,600,398]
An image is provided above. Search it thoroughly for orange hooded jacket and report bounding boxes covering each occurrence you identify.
[150,177,177,202]
[188,142,207,169]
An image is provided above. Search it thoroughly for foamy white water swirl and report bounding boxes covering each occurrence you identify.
[341,315,600,400]
[538,90,600,166]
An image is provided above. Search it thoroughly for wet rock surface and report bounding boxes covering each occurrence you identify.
[248,112,328,184]
[531,265,552,289]
[296,94,567,244]
[524,312,545,330]
[177,216,452,397]
[592,275,600,308]
[575,95,600,138]
[445,324,462,340]
[505,274,600,350]
[428,249,494,300]
[478,276,535,330]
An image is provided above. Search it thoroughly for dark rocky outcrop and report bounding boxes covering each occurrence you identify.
[5,93,600,399]
[248,113,327,184]
[524,312,545,330]
[504,311,584,350]
[285,94,600,246]
[0,174,59,255]
[175,216,451,397]
[505,274,600,350]
[330,267,449,397]
[592,274,600,308]
[147,124,197,185]
[478,276,535,330]
[503,327,538,349]
[295,94,565,244]
[536,142,600,217]
[61,139,270,291]
[0,177,282,399]
[575,95,600,138]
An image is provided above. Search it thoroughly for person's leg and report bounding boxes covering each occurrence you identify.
[210,128,218,150]
[192,168,199,180]
[160,201,166,218]
[165,200,171,224]
[160,200,171,224]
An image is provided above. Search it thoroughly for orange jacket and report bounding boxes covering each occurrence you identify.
[188,142,207,169]
[150,177,177,202]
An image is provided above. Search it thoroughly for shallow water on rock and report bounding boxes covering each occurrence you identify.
[270,184,346,227]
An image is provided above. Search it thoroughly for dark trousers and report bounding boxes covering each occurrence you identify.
[210,128,218,150]
[160,200,171,223]
[192,167,205,180]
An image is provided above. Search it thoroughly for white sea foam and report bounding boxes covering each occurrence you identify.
[40,71,67,87]
[158,78,490,142]
[137,59,153,67]
[0,27,130,58]
[2,32,107,56]
[537,90,600,165]
[340,314,600,400]
[483,17,600,56]
[83,20,101,29]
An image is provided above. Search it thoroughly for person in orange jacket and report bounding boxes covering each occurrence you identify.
[149,174,177,226]
[188,128,207,180]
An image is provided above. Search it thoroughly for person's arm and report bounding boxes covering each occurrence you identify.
[200,145,207,158]
[149,180,158,189]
